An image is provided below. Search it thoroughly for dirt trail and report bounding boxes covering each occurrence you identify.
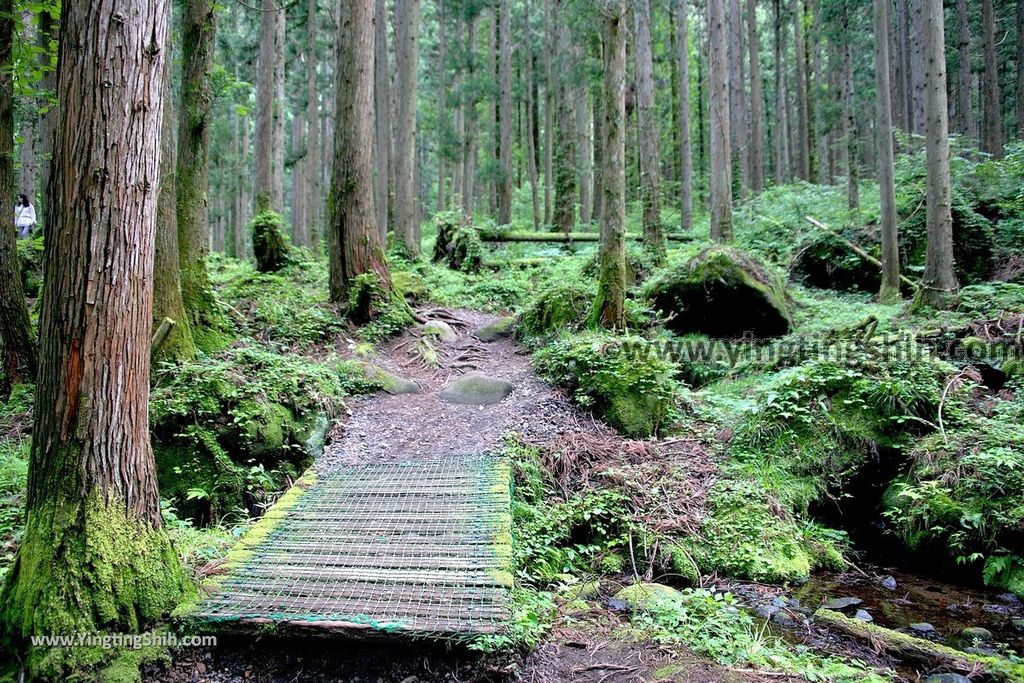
[320,308,608,470]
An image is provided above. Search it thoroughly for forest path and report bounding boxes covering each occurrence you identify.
[193,309,597,639]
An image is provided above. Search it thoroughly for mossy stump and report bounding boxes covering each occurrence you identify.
[251,206,291,273]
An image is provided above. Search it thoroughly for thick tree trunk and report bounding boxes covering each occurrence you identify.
[291,114,307,246]
[0,0,36,396]
[437,0,448,212]
[34,6,57,230]
[543,0,554,226]
[374,0,390,239]
[634,0,664,258]
[254,0,277,209]
[394,0,421,255]
[497,0,513,226]
[875,0,900,304]
[524,6,541,231]
[153,41,197,364]
[709,0,734,242]
[462,12,480,216]
[677,0,693,230]
[921,0,958,308]
[236,114,251,259]
[954,0,974,138]
[16,12,36,202]
[981,0,1004,157]
[273,10,286,209]
[909,0,925,135]
[591,1,627,330]
[0,0,189,650]
[575,86,593,226]
[893,0,909,133]
[329,0,392,302]
[178,0,227,352]
[747,0,765,193]
[306,0,320,244]
[793,0,810,181]
[552,0,577,234]
[592,73,605,226]
[729,0,749,192]
[1017,0,1024,135]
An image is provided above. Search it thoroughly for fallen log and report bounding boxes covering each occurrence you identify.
[804,216,920,292]
[478,231,693,243]
[814,609,1023,680]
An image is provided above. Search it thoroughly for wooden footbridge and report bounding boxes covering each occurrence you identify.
[192,454,513,639]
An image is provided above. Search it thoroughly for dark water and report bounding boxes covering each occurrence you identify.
[795,563,1024,655]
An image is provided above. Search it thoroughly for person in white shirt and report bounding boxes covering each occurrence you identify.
[14,194,35,239]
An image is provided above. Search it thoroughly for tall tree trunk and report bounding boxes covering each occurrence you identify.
[678,0,693,230]
[329,0,392,302]
[842,24,859,210]
[634,0,664,258]
[893,0,909,134]
[747,0,765,193]
[909,0,925,134]
[394,0,421,255]
[255,0,278,209]
[462,11,480,216]
[34,5,57,230]
[920,0,958,308]
[179,0,227,352]
[437,0,448,212]
[773,0,787,184]
[793,0,810,181]
[982,0,1004,157]
[575,86,593,226]
[0,0,189,646]
[524,8,541,230]
[306,0,321,244]
[16,12,36,202]
[592,1,627,330]
[272,9,286,208]
[291,114,307,245]
[0,0,36,396]
[552,0,577,234]
[709,0,734,241]
[543,0,554,226]
[488,10,498,217]
[374,0,390,239]
[1017,0,1024,135]
[591,71,605,226]
[236,114,251,258]
[153,40,197,364]
[497,0,513,225]
[875,0,900,303]
[954,0,974,138]
[729,0,749,192]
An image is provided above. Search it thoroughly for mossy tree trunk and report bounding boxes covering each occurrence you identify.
[676,0,693,231]
[552,0,577,235]
[154,31,197,364]
[497,0,513,227]
[178,0,228,351]
[328,0,393,302]
[590,0,627,330]
[634,0,664,261]
[920,0,958,309]
[875,0,901,304]
[0,0,190,670]
[708,0,733,242]
[0,0,37,397]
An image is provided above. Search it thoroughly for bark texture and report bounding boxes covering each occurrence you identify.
[921,0,958,307]
[306,0,320,244]
[634,0,663,258]
[591,1,627,330]
[0,0,37,395]
[747,0,765,193]
[955,0,974,138]
[0,0,189,659]
[329,0,392,301]
[497,0,513,226]
[875,0,901,303]
[677,0,693,230]
[394,0,421,255]
[981,0,1003,157]
[709,0,734,242]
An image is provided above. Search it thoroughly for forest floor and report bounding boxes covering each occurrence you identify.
[145,308,800,683]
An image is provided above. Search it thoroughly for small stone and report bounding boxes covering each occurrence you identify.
[924,675,972,683]
[771,610,796,626]
[854,609,873,622]
[909,622,936,634]
[362,364,419,395]
[423,320,458,342]
[960,626,994,642]
[439,373,514,405]
[474,317,516,342]
[1013,617,1024,632]
[771,596,788,608]
[823,597,863,611]
[879,575,898,591]
[998,592,1022,605]
[756,605,780,619]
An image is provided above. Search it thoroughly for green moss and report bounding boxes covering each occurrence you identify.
[0,490,193,679]
[348,272,415,342]
[645,246,792,338]
[614,582,685,613]
[250,206,292,273]
[517,280,595,342]
[532,332,679,437]
[391,270,431,303]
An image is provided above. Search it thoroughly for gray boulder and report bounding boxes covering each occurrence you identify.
[439,373,514,405]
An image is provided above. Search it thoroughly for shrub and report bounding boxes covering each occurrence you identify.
[517,280,595,341]
[532,332,679,437]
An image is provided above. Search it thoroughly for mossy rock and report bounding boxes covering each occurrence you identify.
[439,373,514,405]
[423,320,458,342]
[790,231,882,293]
[392,270,431,303]
[517,281,595,341]
[646,247,793,338]
[361,363,419,395]
[679,479,812,584]
[475,316,516,342]
[613,582,684,612]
